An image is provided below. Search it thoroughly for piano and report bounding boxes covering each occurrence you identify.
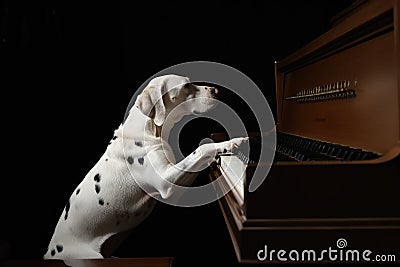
[210,0,400,264]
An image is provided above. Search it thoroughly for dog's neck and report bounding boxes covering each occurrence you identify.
[119,105,180,143]
[119,104,188,144]
[116,105,160,142]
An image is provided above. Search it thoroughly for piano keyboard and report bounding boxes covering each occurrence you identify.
[276,132,381,162]
[219,155,245,205]
[232,132,381,163]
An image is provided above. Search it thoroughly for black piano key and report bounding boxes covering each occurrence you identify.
[274,133,381,162]
[337,146,350,159]
[343,150,354,161]
[321,144,329,154]
[352,149,363,160]
[324,145,333,156]
[359,151,380,160]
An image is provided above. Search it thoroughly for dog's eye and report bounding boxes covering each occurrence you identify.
[183,83,191,88]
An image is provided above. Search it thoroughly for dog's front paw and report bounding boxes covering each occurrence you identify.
[230,137,249,149]
[219,137,249,153]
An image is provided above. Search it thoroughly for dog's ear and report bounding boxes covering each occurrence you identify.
[136,84,166,126]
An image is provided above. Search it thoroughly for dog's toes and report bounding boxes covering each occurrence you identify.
[230,137,249,147]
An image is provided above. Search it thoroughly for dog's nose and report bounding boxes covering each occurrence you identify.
[209,87,219,96]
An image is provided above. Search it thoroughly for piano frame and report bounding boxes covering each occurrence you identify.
[210,0,400,264]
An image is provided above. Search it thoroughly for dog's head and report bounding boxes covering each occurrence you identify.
[135,74,218,126]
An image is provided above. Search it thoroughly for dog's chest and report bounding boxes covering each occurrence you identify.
[65,151,156,232]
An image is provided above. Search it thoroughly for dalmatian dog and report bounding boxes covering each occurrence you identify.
[43,74,248,260]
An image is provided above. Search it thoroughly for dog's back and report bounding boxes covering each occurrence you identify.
[44,139,156,259]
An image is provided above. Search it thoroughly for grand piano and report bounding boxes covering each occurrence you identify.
[210,0,400,264]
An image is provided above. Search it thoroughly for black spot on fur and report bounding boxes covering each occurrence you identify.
[127,156,134,165]
[76,189,80,195]
[112,136,117,140]
[223,149,227,153]
[95,184,100,194]
[105,158,108,161]
[107,202,110,205]
[99,198,104,206]
[64,199,70,220]
[56,245,63,253]
[138,157,144,165]
[94,173,101,182]
[135,141,143,147]
[192,151,196,155]
[51,249,55,256]
[108,141,112,145]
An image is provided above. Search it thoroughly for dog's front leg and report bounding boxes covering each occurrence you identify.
[153,137,248,199]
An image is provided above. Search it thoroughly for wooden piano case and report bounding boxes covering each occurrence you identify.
[210,0,400,264]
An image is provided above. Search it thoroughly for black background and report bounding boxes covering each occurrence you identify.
[1,0,355,266]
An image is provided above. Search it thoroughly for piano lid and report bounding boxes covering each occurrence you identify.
[274,0,400,156]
